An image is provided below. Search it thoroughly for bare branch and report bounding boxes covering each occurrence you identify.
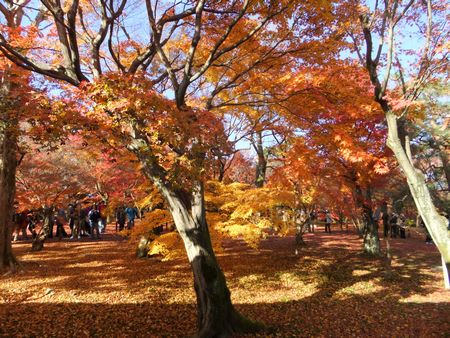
[145,0,180,92]
[177,0,205,106]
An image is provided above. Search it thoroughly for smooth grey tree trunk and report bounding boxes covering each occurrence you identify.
[386,112,450,288]
[442,256,450,290]
[360,11,450,288]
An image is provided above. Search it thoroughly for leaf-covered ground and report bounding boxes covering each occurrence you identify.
[1,226,449,337]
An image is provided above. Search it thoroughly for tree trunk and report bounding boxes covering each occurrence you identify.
[337,210,345,231]
[439,149,450,191]
[0,119,18,272]
[295,223,306,252]
[254,131,267,188]
[363,216,380,256]
[352,217,364,238]
[354,183,380,255]
[363,187,380,256]
[144,165,261,336]
[386,111,450,288]
[217,156,225,182]
[31,207,53,251]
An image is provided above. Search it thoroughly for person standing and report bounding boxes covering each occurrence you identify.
[70,203,81,239]
[390,213,398,238]
[125,205,138,230]
[88,204,101,239]
[398,214,407,239]
[325,210,332,233]
[309,211,316,233]
[80,204,89,236]
[98,202,107,233]
[381,202,390,238]
[67,203,75,236]
[373,206,381,226]
[420,218,433,244]
[115,205,126,231]
[57,205,67,222]
[55,210,68,240]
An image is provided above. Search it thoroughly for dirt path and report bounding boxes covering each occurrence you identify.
[1,228,449,337]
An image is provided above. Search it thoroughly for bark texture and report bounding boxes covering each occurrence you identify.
[352,176,380,255]
[216,154,226,182]
[442,256,450,290]
[0,118,18,272]
[361,188,380,256]
[363,219,380,256]
[173,185,261,336]
[139,156,261,335]
[31,207,53,252]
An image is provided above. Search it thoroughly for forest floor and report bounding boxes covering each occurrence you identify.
[1,224,449,337]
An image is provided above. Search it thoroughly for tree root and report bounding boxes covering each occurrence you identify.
[195,308,265,338]
[1,254,20,275]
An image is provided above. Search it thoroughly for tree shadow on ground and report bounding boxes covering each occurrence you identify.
[0,297,448,337]
[3,229,448,337]
[10,234,193,294]
[222,230,442,298]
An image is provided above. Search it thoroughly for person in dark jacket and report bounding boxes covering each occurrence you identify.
[88,204,101,239]
[115,205,126,231]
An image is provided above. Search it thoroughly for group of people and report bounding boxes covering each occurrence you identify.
[12,209,39,241]
[114,205,139,231]
[307,204,413,238]
[302,210,333,233]
[25,202,108,240]
[65,202,107,239]
[375,202,450,242]
[13,201,140,241]
[377,203,409,239]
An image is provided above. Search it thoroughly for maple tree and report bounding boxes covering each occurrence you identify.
[0,0,347,334]
[246,108,292,188]
[222,151,255,185]
[266,61,395,255]
[15,135,147,209]
[0,0,38,271]
[343,0,450,288]
[0,1,448,337]
[14,133,150,252]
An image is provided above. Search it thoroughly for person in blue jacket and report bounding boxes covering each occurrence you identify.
[125,205,139,230]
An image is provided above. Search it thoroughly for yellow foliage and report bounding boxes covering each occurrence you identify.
[138,188,164,210]
[132,180,298,258]
[205,181,251,212]
[129,209,172,241]
[147,227,224,261]
[205,181,297,248]
[147,232,184,261]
